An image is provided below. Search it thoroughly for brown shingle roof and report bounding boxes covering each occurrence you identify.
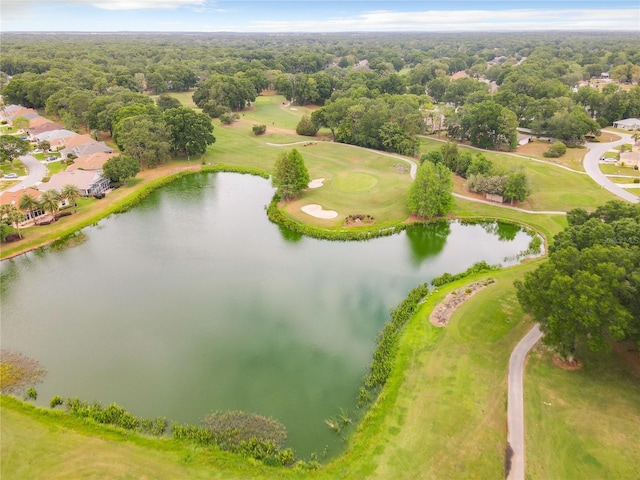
[67,151,117,171]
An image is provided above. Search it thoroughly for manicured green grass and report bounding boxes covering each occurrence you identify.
[419,138,619,212]
[525,346,640,479]
[165,91,198,108]
[45,160,66,176]
[241,94,316,130]
[0,161,27,178]
[600,164,640,177]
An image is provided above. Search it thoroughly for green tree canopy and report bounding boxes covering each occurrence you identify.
[0,136,29,165]
[407,161,453,218]
[102,155,141,184]
[272,148,310,201]
[162,107,215,158]
[516,201,640,363]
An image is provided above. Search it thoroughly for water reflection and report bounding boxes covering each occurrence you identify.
[405,221,451,266]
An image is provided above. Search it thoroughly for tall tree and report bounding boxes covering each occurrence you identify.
[39,190,62,222]
[102,155,141,184]
[61,184,82,213]
[162,107,215,159]
[407,161,453,218]
[0,204,26,239]
[0,136,30,166]
[19,193,42,225]
[272,149,310,201]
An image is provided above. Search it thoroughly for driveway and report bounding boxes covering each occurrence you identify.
[583,131,639,204]
[6,155,47,192]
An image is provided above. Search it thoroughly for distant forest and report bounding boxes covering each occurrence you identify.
[1,31,639,154]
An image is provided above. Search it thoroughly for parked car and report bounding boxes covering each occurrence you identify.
[3,173,18,179]
[46,155,57,161]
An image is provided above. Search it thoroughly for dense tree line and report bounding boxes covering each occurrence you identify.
[1,32,639,156]
[516,201,640,364]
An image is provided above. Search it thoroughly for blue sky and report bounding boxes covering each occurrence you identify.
[1,1,639,32]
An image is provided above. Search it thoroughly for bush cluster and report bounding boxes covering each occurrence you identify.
[431,260,500,287]
[543,141,567,158]
[252,124,267,135]
[63,397,168,436]
[359,283,430,407]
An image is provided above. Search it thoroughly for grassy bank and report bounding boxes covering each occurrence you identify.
[525,346,640,479]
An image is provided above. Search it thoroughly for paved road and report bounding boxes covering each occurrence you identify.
[506,324,543,480]
[453,193,566,215]
[6,155,47,192]
[583,131,639,204]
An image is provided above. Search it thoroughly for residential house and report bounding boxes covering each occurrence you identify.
[612,118,640,131]
[40,170,110,197]
[620,151,640,168]
[34,129,76,143]
[28,116,53,129]
[67,151,117,172]
[59,134,95,151]
[28,121,65,137]
[61,141,112,159]
[0,187,47,225]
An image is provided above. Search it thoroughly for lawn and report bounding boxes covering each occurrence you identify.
[599,164,640,177]
[525,344,640,479]
[419,137,618,212]
[516,140,586,171]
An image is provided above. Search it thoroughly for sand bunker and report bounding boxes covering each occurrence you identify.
[308,178,325,189]
[301,204,338,219]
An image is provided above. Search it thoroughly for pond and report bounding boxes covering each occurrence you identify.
[0,172,537,458]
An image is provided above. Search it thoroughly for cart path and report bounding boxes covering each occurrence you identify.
[506,324,543,480]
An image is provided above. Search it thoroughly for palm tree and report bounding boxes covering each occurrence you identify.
[40,190,62,222]
[0,204,26,239]
[19,193,42,225]
[61,184,82,213]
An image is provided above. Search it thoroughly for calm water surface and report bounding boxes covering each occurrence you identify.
[0,172,534,457]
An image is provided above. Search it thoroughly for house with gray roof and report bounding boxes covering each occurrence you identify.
[612,118,640,131]
[39,170,110,197]
[61,141,113,159]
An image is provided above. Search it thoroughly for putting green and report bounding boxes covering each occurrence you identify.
[332,172,379,192]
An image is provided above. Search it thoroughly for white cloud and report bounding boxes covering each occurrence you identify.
[244,8,640,32]
[1,0,207,14]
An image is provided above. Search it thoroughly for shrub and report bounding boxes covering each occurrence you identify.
[26,387,38,400]
[220,113,234,125]
[252,124,267,135]
[50,395,64,408]
[431,261,500,287]
[359,283,430,406]
[295,115,318,136]
[203,411,288,448]
[543,141,567,158]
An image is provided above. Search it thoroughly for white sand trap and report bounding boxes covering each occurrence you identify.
[289,107,298,111]
[308,178,325,188]
[301,204,338,219]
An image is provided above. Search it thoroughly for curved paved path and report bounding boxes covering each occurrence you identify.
[453,193,566,215]
[6,154,46,192]
[583,130,639,204]
[506,324,543,480]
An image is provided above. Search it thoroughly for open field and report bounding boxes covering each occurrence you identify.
[525,345,640,479]
[600,164,640,177]
[516,140,586,171]
[419,137,618,212]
